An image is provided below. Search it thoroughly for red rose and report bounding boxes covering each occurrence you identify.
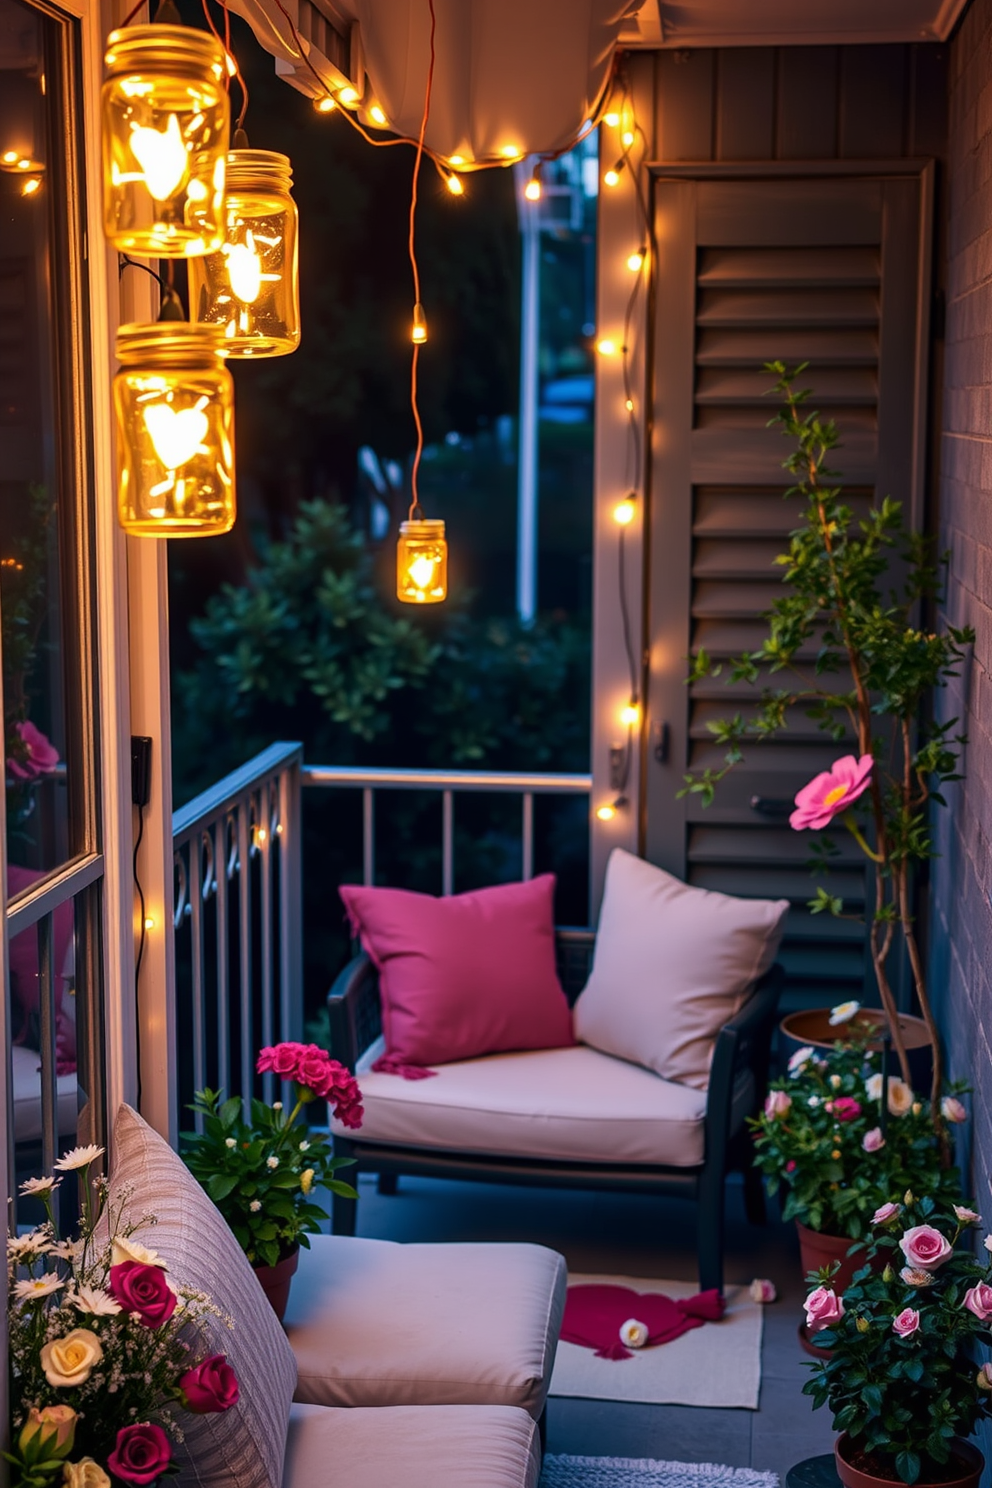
[108,1262,178,1329]
[179,1353,240,1413]
[107,1424,172,1485]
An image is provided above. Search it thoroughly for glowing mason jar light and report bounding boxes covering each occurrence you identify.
[397,519,447,604]
[102,25,229,256]
[114,322,236,537]
[188,149,300,357]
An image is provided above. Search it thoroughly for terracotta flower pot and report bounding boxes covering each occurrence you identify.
[796,1222,870,1359]
[779,1008,933,1093]
[834,1432,983,1488]
[252,1244,300,1323]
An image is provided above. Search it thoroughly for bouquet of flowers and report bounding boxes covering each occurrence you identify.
[803,1196,992,1485]
[180,1042,363,1268]
[750,1020,965,1238]
[7,1145,239,1488]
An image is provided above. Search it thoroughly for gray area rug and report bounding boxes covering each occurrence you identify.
[540,1458,779,1488]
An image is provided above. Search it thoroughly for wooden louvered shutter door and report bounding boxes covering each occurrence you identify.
[644,171,931,1015]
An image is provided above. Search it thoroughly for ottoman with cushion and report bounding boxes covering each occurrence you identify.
[284,1404,540,1488]
[285,1233,566,1418]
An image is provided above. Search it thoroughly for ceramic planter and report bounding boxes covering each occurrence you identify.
[834,1433,983,1488]
[252,1243,300,1322]
[779,1008,933,1093]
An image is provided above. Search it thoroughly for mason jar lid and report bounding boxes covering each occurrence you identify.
[225,149,293,194]
[400,519,445,539]
[116,320,228,367]
[104,24,227,84]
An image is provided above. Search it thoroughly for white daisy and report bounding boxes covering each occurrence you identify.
[225,1138,237,1149]
[19,1175,58,1196]
[53,1145,105,1172]
[14,1273,63,1301]
[7,1230,51,1260]
[50,1239,85,1263]
[69,1284,122,1316]
[249,1200,262,1213]
[829,1000,861,1026]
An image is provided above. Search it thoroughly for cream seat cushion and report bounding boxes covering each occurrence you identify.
[283,1403,540,1488]
[285,1234,565,1417]
[575,849,789,1090]
[330,1044,708,1166]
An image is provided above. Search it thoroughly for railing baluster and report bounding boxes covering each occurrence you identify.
[522,793,534,881]
[363,788,375,886]
[37,914,58,1218]
[238,799,253,1115]
[189,832,205,1129]
[442,791,454,896]
[279,764,303,1046]
[215,818,230,1095]
[259,797,274,1107]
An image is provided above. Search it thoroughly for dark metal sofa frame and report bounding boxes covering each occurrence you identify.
[326,927,783,1295]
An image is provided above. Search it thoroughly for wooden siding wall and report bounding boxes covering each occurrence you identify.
[647,45,947,164]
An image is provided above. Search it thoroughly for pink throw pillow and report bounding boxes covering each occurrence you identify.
[339,875,574,1070]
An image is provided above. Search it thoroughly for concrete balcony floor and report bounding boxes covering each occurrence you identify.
[350,1171,837,1482]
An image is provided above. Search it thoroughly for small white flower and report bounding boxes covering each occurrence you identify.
[787,1046,815,1076]
[829,1074,842,1089]
[14,1273,63,1301]
[866,1073,883,1102]
[53,1144,104,1173]
[111,1236,166,1270]
[829,1000,861,1026]
[619,1317,649,1349]
[249,1200,262,1213]
[69,1284,122,1316]
[50,1239,84,1263]
[299,1141,311,1152]
[266,1156,279,1169]
[7,1230,51,1260]
[225,1138,237,1148]
[273,1102,283,1111]
[18,1175,58,1196]
[807,1096,821,1108]
[983,1235,992,1256]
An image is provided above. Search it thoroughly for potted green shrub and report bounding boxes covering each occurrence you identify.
[683,363,974,1114]
[803,1195,992,1488]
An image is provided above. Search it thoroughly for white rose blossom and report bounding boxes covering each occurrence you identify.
[111,1236,166,1270]
[865,1073,883,1102]
[619,1318,649,1349]
[887,1079,914,1117]
[225,1138,237,1149]
[64,1459,111,1488]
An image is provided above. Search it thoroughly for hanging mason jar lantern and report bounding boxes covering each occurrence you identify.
[188,149,300,356]
[397,518,447,603]
[102,25,229,256]
[114,322,235,536]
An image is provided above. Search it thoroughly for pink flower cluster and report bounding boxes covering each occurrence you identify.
[256,1042,364,1129]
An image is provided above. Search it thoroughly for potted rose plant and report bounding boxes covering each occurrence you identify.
[682,364,974,1115]
[6,1144,240,1487]
[802,1195,992,1488]
[181,1041,362,1319]
[752,1032,966,1338]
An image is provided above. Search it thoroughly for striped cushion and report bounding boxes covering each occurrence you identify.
[111,1104,297,1488]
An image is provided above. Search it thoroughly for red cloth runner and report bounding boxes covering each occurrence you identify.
[561,1284,726,1359]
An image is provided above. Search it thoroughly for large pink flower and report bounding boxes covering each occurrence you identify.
[964,1283,992,1321]
[892,1308,920,1338]
[6,721,59,782]
[790,754,874,831]
[804,1286,844,1334]
[899,1224,953,1271]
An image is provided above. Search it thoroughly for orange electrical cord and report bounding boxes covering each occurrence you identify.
[407,0,436,519]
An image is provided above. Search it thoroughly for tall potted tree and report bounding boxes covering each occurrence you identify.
[682,363,973,1118]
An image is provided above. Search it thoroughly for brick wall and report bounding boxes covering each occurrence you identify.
[934,0,992,1282]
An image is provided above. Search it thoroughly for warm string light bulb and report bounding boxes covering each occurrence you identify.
[338,85,360,106]
[613,497,636,525]
[596,337,619,356]
[369,104,387,126]
[604,110,620,127]
[314,96,336,113]
[445,172,464,196]
[621,129,635,149]
[524,164,542,202]
[411,302,428,344]
[627,246,646,273]
[621,701,641,728]
[603,160,625,188]
[596,796,627,822]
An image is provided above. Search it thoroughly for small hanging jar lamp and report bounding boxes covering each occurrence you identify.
[188,147,300,356]
[397,515,447,603]
[102,24,229,256]
[114,321,235,536]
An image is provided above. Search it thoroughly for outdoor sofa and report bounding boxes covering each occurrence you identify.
[326,927,784,1295]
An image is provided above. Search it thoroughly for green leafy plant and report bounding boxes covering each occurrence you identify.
[804,1196,992,1484]
[682,364,974,1107]
[751,1027,965,1238]
[180,1042,362,1267]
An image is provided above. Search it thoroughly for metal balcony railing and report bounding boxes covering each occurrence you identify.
[172,746,591,1119]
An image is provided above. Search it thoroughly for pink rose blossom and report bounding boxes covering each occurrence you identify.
[892,1308,920,1338]
[872,1202,901,1225]
[790,754,874,831]
[6,721,59,782]
[863,1127,885,1152]
[108,1262,177,1329]
[831,1097,861,1122]
[954,1206,981,1225]
[764,1090,792,1119]
[804,1286,844,1334]
[179,1354,240,1413]
[942,1097,968,1124]
[785,1160,797,1173]
[256,1043,364,1128]
[964,1283,992,1321]
[899,1224,954,1271]
[749,1278,777,1304]
[107,1424,171,1485]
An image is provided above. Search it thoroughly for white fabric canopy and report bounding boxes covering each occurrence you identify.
[230,0,641,165]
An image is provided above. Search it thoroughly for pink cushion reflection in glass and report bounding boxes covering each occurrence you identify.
[339,875,574,1070]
